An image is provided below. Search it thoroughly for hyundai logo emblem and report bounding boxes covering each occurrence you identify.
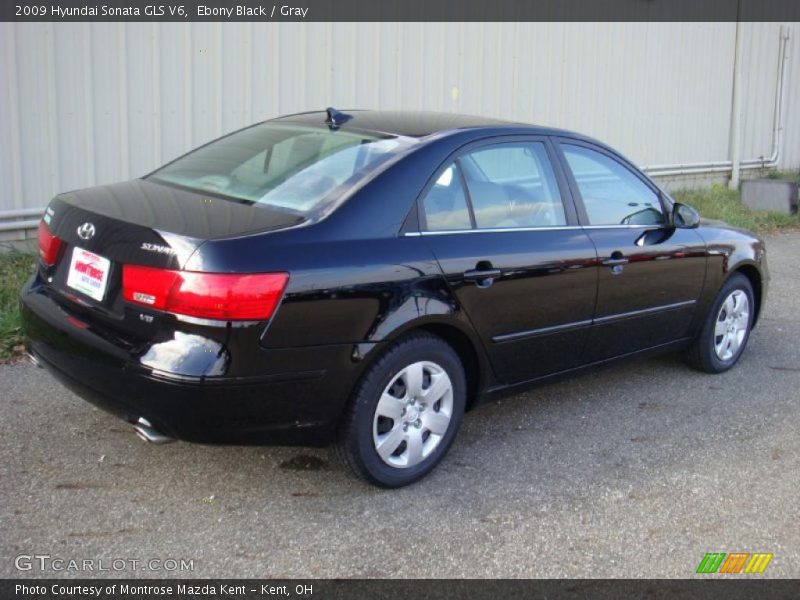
[77,222,96,240]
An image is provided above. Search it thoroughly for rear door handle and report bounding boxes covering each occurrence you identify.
[464,268,502,280]
[464,265,502,288]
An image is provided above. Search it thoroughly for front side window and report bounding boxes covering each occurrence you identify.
[561,144,664,226]
[148,123,415,216]
[460,142,566,229]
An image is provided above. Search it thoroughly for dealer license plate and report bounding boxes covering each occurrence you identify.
[66,247,111,302]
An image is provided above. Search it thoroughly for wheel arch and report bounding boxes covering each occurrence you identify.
[730,262,763,326]
[415,322,483,411]
[370,316,491,412]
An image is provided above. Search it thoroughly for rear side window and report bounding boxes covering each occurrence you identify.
[462,142,565,229]
[147,123,415,216]
[561,144,664,226]
[420,165,473,231]
[419,141,566,231]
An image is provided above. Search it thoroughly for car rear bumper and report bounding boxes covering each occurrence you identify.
[20,276,363,446]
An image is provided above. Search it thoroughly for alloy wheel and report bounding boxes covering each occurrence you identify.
[714,289,750,361]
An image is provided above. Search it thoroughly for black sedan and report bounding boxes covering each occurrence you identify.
[21,109,768,487]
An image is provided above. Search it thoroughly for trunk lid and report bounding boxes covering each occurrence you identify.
[41,178,304,323]
[55,178,305,243]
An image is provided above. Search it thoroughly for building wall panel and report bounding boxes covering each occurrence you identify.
[0,21,797,216]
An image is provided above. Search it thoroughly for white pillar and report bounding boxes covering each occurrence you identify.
[729,21,744,191]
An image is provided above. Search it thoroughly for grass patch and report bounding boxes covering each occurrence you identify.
[764,169,799,181]
[0,251,36,362]
[673,184,800,235]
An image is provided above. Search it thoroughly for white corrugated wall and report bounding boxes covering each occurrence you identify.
[0,22,797,234]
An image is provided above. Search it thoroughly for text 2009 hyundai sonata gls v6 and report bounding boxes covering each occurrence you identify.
[21,109,768,487]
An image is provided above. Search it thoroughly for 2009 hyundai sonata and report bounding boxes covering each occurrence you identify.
[21,109,768,487]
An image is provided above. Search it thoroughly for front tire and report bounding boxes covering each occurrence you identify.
[336,333,466,488]
[686,273,754,373]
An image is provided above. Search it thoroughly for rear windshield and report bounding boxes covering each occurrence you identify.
[147,123,415,215]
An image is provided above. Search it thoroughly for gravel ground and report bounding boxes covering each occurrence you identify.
[2,233,798,579]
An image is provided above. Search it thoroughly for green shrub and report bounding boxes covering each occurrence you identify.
[673,184,800,234]
[0,252,36,361]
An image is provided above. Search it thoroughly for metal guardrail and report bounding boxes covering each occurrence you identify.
[0,218,40,232]
[0,207,44,219]
[0,207,43,234]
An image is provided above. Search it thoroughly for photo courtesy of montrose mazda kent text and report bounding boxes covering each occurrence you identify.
[21,109,769,487]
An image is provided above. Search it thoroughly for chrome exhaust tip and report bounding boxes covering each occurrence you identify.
[133,417,175,444]
[26,352,43,368]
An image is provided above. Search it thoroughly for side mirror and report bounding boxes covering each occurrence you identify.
[672,203,700,229]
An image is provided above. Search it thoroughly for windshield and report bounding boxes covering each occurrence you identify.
[147,123,415,215]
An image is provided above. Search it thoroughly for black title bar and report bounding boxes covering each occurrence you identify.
[4,0,800,22]
[4,579,800,600]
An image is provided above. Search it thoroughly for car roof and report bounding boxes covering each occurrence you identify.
[272,109,569,139]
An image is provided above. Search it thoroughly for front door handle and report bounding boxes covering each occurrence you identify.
[601,257,629,266]
[601,251,629,267]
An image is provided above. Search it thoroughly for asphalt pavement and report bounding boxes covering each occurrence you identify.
[2,233,799,578]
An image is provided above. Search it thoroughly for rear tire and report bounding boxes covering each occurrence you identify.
[336,333,466,488]
[686,273,754,374]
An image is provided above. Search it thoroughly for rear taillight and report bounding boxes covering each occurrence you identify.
[37,221,63,266]
[122,265,288,321]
